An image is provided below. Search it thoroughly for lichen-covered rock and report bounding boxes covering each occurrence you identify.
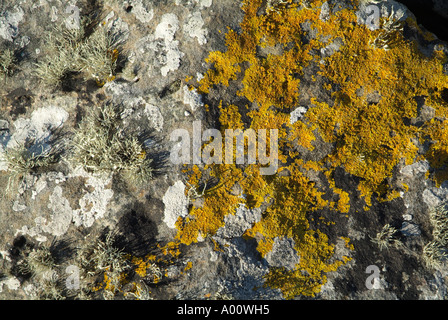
[1,0,448,301]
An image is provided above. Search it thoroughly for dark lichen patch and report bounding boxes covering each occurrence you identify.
[3,88,34,120]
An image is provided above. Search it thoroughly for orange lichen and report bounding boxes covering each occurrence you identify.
[308,7,448,204]
[169,0,448,299]
[93,267,129,294]
[131,254,158,278]
[424,119,448,186]
[263,231,346,298]
[176,164,243,245]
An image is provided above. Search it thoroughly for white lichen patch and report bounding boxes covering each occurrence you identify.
[0,5,24,41]
[0,104,69,172]
[141,13,185,77]
[144,103,164,132]
[104,80,133,98]
[183,85,203,112]
[110,87,164,132]
[71,167,114,228]
[423,186,448,210]
[184,11,208,45]
[136,12,184,78]
[31,176,48,200]
[290,106,307,124]
[15,166,114,241]
[5,105,69,150]
[264,237,300,271]
[16,217,50,243]
[319,1,330,21]
[175,0,213,8]
[162,180,189,229]
[216,204,262,238]
[125,97,163,132]
[125,0,154,24]
[0,277,20,292]
[104,81,164,134]
[15,185,72,241]
[400,160,430,178]
[12,201,26,212]
[198,0,213,8]
[46,171,67,185]
[154,13,178,43]
[46,185,73,236]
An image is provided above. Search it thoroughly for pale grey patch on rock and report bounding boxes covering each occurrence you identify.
[264,237,300,271]
[400,160,430,178]
[6,105,69,150]
[0,5,24,42]
[418,270,448,299]
[151,13,184,77]
[400,221,421,237]
[0,277,20,292]
[183,85,203,112]
[71,167,114,228]
[423,185,448,209]
[184,11,208,45]
[16,217,49,243]
[12,200,26,212]
[125,0,154,24]
[182,236,282,300]
[319,1,330,21]
[106,15,130,43]
[215,204,262,238]
[356,0,410,31]
[45,185,73,237]
[320,37,343,57]
[162,180,189,229]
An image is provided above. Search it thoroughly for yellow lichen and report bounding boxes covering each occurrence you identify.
[425,119,448,186]
[309,7,448,204]
[184,261,193,271]
[168,0,448,299]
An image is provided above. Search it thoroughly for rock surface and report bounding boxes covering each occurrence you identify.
[0,0,448,301]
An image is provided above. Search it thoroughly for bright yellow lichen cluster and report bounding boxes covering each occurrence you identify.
[308,7,448,205]
[169,0,448,298]
[424,118,448,186]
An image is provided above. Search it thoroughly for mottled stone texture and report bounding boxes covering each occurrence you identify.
[0,0,448,300]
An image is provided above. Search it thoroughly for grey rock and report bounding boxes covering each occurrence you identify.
[216,205,262,238]
[0,0,448,302]
[400,221,421,237]
[433,0,448,19]
[0,5,24,42]
[264,237,300,271]
[0,120,9,131]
